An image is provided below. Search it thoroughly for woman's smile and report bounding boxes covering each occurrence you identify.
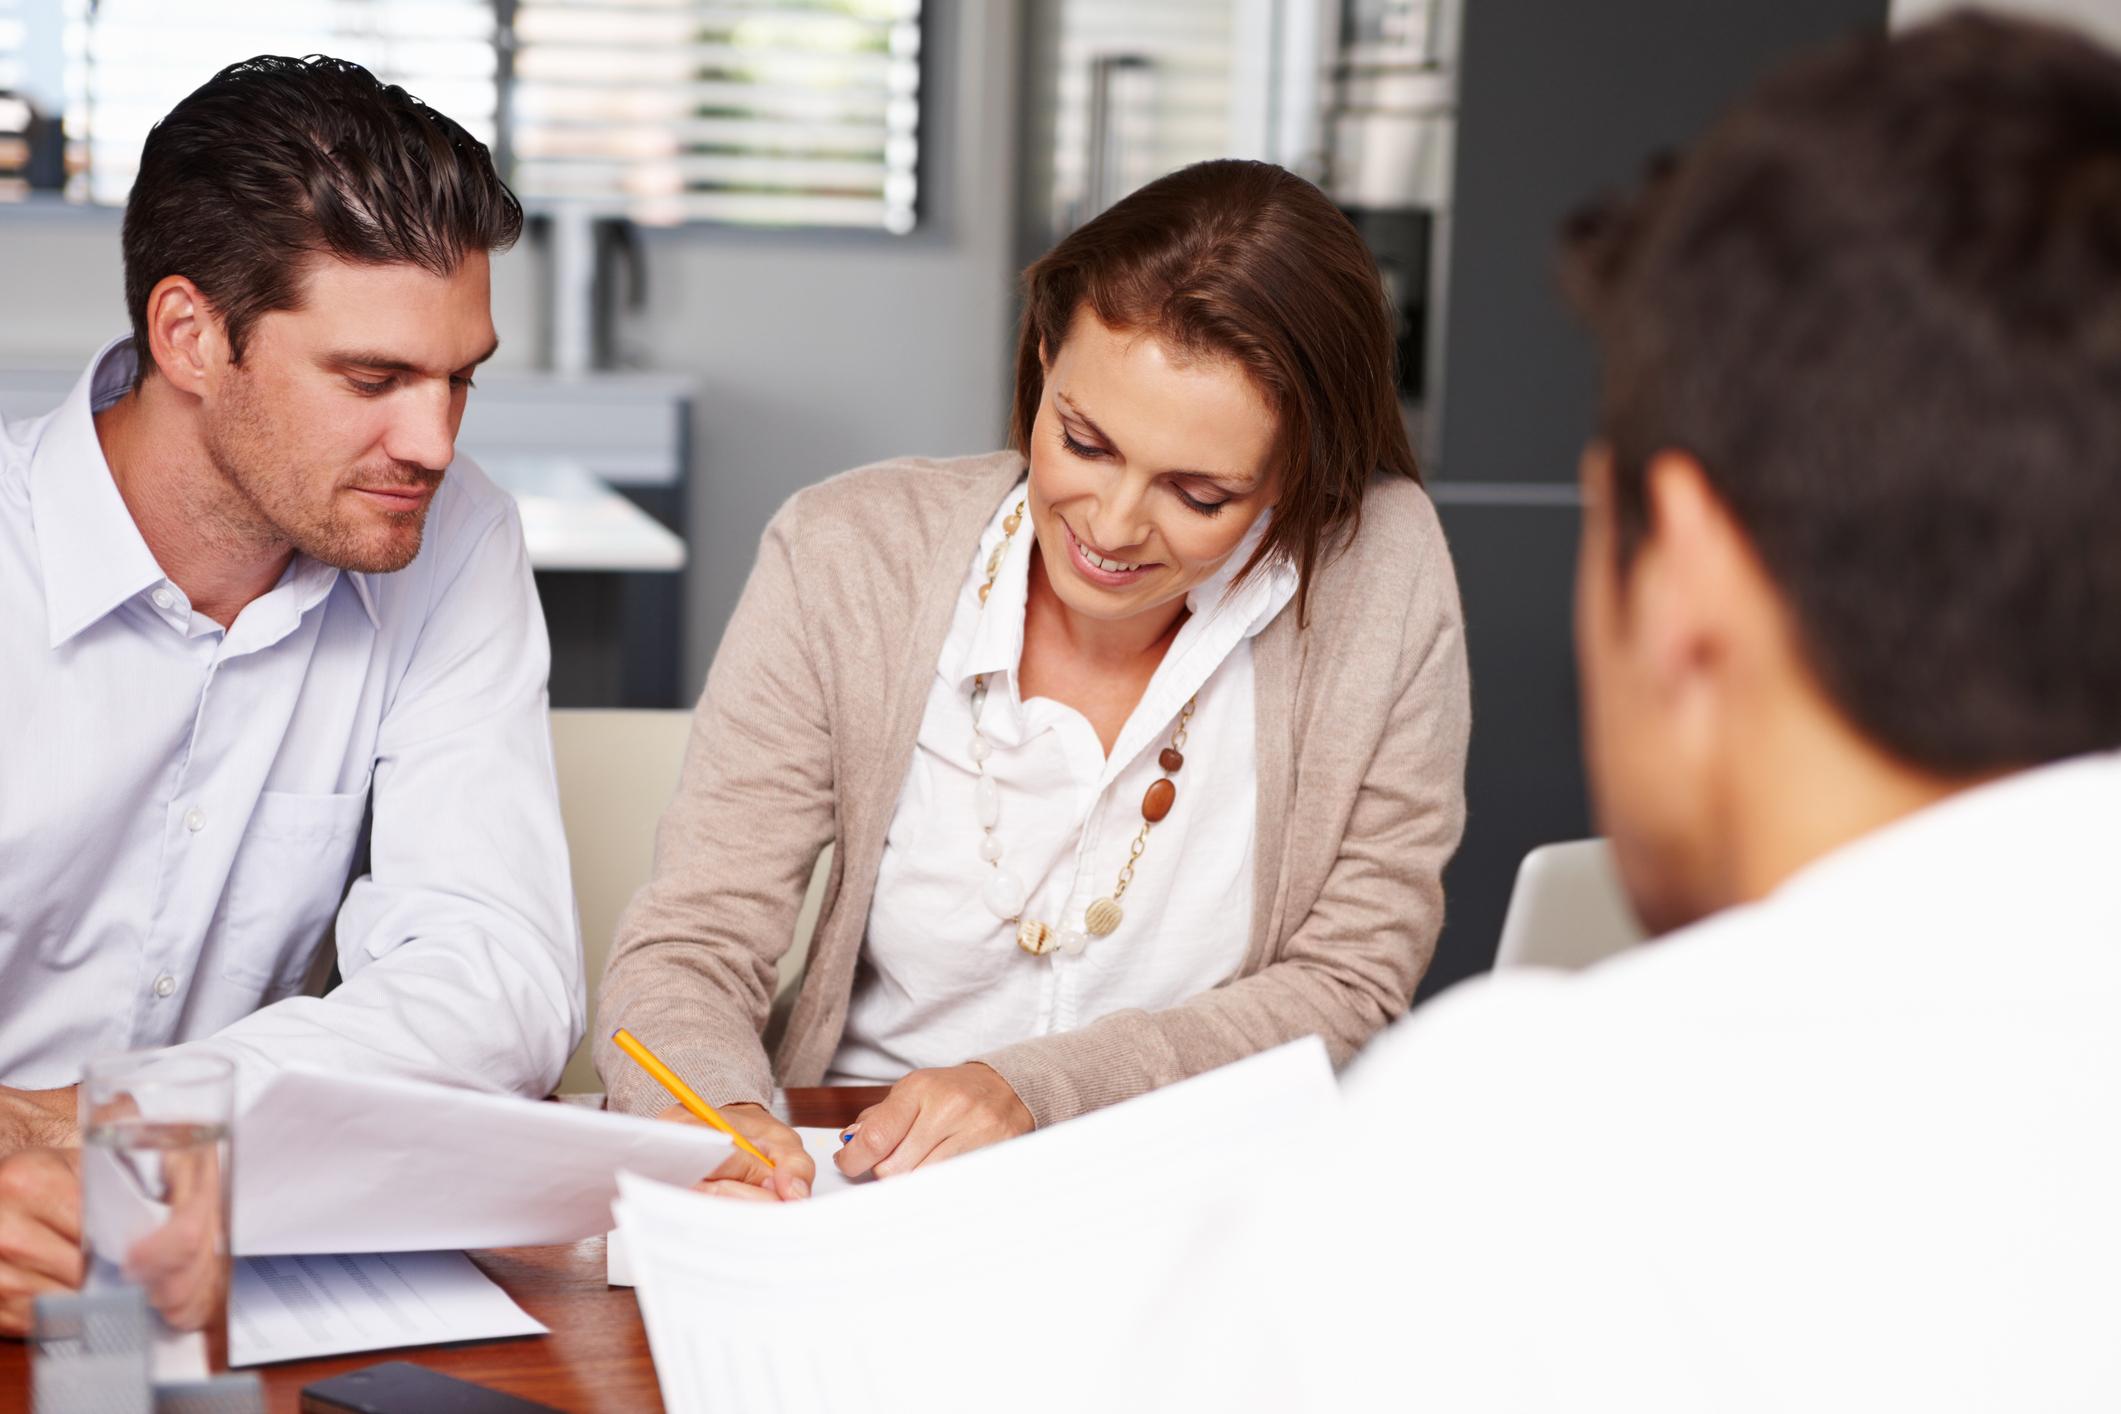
[1059,517,1159,588]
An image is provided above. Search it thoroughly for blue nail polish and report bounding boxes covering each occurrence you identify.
[839,1130,854,1145]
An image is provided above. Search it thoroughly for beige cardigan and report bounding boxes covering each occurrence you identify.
[596,452,1470,1126]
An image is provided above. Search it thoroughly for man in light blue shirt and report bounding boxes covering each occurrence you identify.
[0,56,582,1330]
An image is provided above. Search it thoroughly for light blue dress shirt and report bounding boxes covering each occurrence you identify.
[0,339,584,1102]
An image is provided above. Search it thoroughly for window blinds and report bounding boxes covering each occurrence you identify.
[60,0,498,204]
[0,0,31,196]
[1,0,925,233]
[509,0,922,231]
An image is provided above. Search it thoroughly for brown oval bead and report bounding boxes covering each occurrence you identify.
[1159,747,1185,774]
[1141,778,1177,823]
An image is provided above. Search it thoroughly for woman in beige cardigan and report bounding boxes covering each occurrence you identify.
[597,159,1469,1201]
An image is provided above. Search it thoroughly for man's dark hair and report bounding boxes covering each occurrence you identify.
[122,54,522,384]
[1562,12,2121,774]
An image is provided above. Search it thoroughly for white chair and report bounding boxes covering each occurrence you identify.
[549,708,828,1094]
[1493,839,1648,972]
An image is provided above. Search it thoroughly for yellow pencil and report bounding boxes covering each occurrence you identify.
[611,1028,775,1169]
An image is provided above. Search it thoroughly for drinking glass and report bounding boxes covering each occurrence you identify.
[78,1052,234,1376]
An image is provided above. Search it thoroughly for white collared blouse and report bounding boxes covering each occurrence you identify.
[830,480,1300,1082]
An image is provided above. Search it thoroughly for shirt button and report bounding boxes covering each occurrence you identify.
[152,588,175,610]
[183,807,206,832]
[153,974,176,998]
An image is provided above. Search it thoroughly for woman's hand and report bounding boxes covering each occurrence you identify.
[655,1101,815,1202]
[835,1063,1033,1180]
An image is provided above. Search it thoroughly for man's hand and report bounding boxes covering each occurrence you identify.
[835,1063,1033,1181]
[0,1147,84,1337]
[655,1102,814,1202]
[0,1087,78,1157]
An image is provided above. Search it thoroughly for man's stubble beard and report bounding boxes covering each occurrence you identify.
[204,368,432,575]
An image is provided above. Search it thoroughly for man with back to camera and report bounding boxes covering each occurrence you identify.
[1138,14,2121,1412]
[0,56,582,1334]
[1322,14,2121,1410]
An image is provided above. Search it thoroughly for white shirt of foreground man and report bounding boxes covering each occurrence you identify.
[1272,753,2121,1414]
[832,483,1297,1082]
[0,338,583,1103]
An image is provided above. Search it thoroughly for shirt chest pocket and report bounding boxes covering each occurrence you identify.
[216,786,370,1000]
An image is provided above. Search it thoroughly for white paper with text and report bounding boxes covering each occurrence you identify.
[229,1251,545,1367]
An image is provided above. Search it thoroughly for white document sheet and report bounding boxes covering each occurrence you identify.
[228,1250,545,1367]
[612,1038,1339,1414]
[606,1127,865,1286]
[234,1068,733,1255]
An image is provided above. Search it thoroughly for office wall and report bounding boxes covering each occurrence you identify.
[0,0,1022,696]
[0,210,125,357]
[612,0,1023,692]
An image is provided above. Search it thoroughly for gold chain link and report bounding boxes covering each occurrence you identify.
[1112,825,1153,900]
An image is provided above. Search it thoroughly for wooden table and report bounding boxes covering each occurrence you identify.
[0,1087,889,1414]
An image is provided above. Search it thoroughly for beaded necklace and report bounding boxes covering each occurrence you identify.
[969,500,1194,957]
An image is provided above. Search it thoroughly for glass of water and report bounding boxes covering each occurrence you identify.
[78,1051,234,1375]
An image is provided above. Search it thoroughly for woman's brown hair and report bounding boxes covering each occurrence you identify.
[1011,158,1418,617]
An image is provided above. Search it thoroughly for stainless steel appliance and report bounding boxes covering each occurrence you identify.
[1018,0,1460,460]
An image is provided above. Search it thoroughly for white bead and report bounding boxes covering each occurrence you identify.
[1057,929,1088,957]
[974,775,1000,828]
[982,866,1028,920]
[969,735,992,763]
[979,835,1002,863]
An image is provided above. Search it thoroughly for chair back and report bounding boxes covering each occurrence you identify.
[549,709,831,1094]
[1493,839,1648,971]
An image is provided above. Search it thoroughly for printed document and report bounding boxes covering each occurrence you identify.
[229,1251,544,1367]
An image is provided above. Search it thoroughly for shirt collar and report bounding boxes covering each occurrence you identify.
[1771,749,2121,912]
[952,487,1038,687]
[28,337,376,647]
[30,338,167,649]
[945,484,1300,693]
[1181,501,1300,640]
[219,551,353,657]
[342,569,382,627]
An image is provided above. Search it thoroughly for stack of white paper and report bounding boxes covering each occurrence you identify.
[216,1068,733,1367]
[613,1038,1339,1414]
[235,1068,734,1254]
[607,1127,864,1287]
